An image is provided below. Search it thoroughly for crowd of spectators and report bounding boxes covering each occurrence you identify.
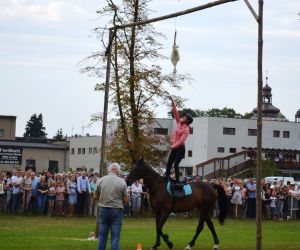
[0,169,149,217]
[206,177,300,220]
[0,169,299,220]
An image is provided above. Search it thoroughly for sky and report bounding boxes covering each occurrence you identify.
[1,0,299,137]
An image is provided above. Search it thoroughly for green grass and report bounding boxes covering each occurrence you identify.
[0,214,300,250]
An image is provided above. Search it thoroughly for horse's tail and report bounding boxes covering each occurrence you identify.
[211,183,228,225]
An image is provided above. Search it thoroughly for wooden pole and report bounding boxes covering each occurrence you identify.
[96,28,114,239]
[256,1,264,250]
[100,29,114,176]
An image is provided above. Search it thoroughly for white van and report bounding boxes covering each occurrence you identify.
[265,176,295,185]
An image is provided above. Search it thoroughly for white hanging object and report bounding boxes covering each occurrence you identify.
[171,31,180,74]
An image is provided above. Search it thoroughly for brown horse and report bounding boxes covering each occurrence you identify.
[126,159,228,250]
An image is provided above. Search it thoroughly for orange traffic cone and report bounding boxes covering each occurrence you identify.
[136,243,142,250]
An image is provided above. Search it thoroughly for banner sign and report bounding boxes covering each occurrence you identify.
[0,147,22,164]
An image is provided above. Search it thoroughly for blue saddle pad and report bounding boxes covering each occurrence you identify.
[167,180,192,198]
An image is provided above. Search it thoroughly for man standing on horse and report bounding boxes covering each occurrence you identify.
[165,97,193,187]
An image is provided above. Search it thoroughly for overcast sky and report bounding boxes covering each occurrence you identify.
[1,0,299,137]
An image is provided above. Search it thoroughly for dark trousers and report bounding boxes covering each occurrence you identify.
[166,145,185,183]
[246,198,256,218]
[78,191,88,215]
[12,193,21,213]
[29,195,38,214]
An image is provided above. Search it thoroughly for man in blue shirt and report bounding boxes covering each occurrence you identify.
[246,178,256,218]
[77,171,91,216]
[30,172,40,214]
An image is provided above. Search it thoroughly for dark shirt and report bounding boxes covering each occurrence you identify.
[37,182,48,194]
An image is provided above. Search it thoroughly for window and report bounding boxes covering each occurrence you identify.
[48,160,59,173]
[82,148,86,155]
[273,130,280,138]
[0,129,4,137]
[89,147,93,154]
[248,129,257,136]
[78,148,81,155]
[71,148,75,155]
[217,147,225,153]
[189,127,194,134]
[229,148,236,153]
[93,147,97,154]
[26,159,36,168]
[186,167,193,176]
[283,131,290,138]
[154,128,168,135]
[223,127,235,135]
[188,150,193,157]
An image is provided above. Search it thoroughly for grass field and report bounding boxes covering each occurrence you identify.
[0,214,300,250]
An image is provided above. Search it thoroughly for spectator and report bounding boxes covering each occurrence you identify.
[37,176,48,214]
[5,172,12,212]
[21,171,32,213]
[0,173,5,212]
[47,181,56,216]
[30,172,39,214]
[89,175,98,216]
[55,181,65,216]
[246,178,256,219]
[130,180,143,215]
[231,178,243,217]
[95,163,129,250]
[67,174,77,217]
[11,170,23,213]
[77,171,91,216]
[270,189,277,219]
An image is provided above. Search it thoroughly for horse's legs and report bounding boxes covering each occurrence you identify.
[152,211,162,249]
[205,217,220,250]
[185,216,205,250]
[158,211,173,249]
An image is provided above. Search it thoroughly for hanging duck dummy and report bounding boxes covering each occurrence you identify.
[171,30,180,74]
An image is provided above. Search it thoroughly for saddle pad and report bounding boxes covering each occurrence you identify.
[167,181,192,198]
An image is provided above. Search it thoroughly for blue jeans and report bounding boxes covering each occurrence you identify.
[98,207,123,250]
[37,194,47,214]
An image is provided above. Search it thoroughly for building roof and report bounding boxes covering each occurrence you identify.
[0,115,16,119]
[0,140,68,150]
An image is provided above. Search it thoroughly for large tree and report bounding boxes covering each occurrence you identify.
[24,113,47,138]
[82,0,188,167]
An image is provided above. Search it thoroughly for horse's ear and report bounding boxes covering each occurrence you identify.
[140,156,144,162]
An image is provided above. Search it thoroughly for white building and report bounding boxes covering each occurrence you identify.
[69,135,101,172]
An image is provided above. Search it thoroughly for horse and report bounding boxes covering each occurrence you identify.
[126,159,228,250]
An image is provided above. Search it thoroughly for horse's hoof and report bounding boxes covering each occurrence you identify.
[185,244,192,250]
[167,241,173,249]
[213,244,219,250]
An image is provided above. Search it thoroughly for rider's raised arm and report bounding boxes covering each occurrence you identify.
[172,99,180,124]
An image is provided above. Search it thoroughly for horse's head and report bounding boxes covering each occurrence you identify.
[126,157,146,186]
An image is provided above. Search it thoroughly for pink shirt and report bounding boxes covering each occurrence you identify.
[56,186,65,201]
[171,102,190,149]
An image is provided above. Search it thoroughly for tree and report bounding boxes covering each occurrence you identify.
[24,114,47,138]
[242,112,254,119]
[53,128,64,141]
[81,0,188,167]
